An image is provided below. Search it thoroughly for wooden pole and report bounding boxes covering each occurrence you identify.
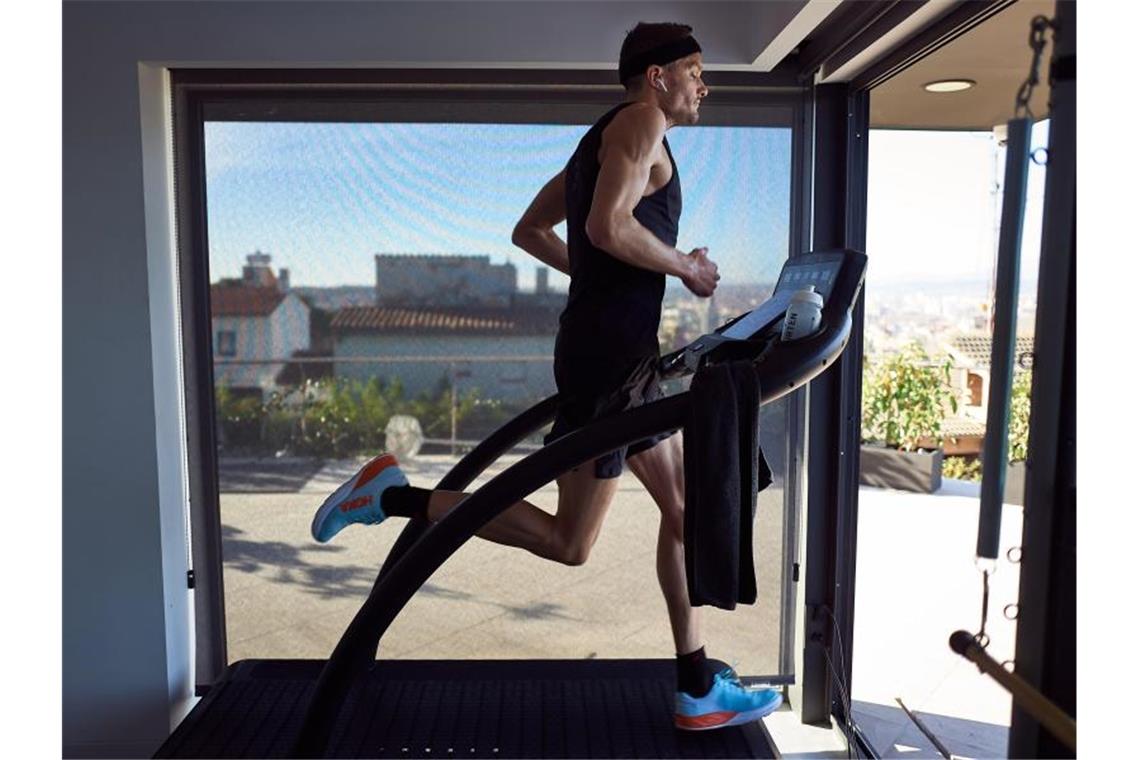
[949,630,1075,752]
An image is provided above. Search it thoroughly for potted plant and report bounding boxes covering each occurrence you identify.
[1002,369,1032,506]
[860,343,958,493]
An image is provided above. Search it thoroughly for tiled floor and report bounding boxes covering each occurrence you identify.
[851,700,1010,758]
[847,478,1022,759]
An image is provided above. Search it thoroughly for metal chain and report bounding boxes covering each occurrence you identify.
[1014,16,1054,120]
[975,569,992,649]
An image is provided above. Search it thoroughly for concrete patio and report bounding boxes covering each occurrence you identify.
[218,454,1023,758]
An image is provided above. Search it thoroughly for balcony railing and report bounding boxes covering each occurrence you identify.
[211,354,563,457]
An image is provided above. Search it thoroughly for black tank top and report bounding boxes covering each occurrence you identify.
[557,102,682,363]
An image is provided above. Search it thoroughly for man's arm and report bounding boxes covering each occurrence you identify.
[584,104,717,296]
[512,169,570,275]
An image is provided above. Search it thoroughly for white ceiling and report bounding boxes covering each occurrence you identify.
[714,0,1058,130]
[867,0,1055,130]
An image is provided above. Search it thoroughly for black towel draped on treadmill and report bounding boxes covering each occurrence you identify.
[682,360,772,610]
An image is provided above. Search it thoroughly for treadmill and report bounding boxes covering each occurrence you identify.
[156,248,867,759]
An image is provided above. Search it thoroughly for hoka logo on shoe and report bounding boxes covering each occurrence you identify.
[339,495,371,513]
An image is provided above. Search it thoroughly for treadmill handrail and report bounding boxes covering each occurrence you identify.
[293,249,867,757]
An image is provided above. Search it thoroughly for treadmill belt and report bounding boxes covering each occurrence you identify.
[157,659,778,758]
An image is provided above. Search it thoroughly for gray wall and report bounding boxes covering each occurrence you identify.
[62,1,789,756]
[375,255,518,308]
[334,333,556,401]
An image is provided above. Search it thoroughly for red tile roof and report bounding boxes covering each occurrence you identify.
[211,285,287,317]
[949,333,1036,369]
[331,306,557,335]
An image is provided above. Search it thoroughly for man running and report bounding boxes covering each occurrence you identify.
[311,22,782,730]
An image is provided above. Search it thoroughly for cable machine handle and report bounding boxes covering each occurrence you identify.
[976,117,1032,560]
[950,631,1075,751]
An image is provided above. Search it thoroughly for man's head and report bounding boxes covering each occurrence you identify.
[619,22,708,125]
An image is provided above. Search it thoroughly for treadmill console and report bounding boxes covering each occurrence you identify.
[665,252,849,374]
[773,250,845,301]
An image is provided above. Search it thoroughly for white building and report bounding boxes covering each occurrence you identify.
[211,283,312,397]
[331,305,556,401]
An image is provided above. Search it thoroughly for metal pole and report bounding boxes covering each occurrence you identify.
[1010,4,1077,754]
[976,117,1031,560]
[450,361,458,456]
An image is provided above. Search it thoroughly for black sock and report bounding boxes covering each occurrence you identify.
[676,646,714,697]
[383,485,432,520]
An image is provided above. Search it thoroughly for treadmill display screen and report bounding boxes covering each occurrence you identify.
[774,255,844,301]
[707,253,846,342]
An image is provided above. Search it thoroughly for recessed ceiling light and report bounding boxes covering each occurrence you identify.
[924,79,976,93]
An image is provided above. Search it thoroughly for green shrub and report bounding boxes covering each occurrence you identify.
[216,384,264,449]
[1008,370,1033,463]
[261,390,299,454]
[296,377,395,457]
[458,398,527,440]
[404,375,475,441]
[943,455,982,482]
[861,343,958,452]
[216,374,493,458]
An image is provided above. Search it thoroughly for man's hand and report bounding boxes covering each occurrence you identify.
[681,247,719,297]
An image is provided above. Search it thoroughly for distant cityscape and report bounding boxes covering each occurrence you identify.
[212,252,1038,366]
[863,278,1038,358]
[210,250,1034,457]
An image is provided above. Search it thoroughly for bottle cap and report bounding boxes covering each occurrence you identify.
[792,285,824,307]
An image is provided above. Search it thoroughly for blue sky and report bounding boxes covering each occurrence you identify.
[204,117,1047,291]
[204,121,792,290]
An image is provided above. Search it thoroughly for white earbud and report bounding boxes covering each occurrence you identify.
[656,80,669,93]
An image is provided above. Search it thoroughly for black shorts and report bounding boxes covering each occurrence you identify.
[544,353,676,479]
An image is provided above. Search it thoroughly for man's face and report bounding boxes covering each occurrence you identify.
[660,53,708,125]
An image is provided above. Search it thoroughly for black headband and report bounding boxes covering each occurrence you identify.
[618,35,702,84]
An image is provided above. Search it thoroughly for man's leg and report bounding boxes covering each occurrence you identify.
[313,448,622,565]
[625,433,701,654]
[415,466,621,566]
[627,432,784,727]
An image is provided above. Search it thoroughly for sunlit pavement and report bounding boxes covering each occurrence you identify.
[846,479,1023,759]
[219,455,1021,759]
[220,454,786,671]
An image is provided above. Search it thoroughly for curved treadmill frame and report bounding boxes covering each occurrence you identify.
[157,249,866,759]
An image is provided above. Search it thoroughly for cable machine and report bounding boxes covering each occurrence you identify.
[948,7,1077,758]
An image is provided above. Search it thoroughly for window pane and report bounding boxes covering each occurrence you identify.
[205,116,792,676]
[854,121,1049,756]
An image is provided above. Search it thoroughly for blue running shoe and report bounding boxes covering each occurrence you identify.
[675,668,783,730]
[311,453,408,543]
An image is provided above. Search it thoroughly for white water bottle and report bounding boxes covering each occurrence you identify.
[781,285,824,341]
